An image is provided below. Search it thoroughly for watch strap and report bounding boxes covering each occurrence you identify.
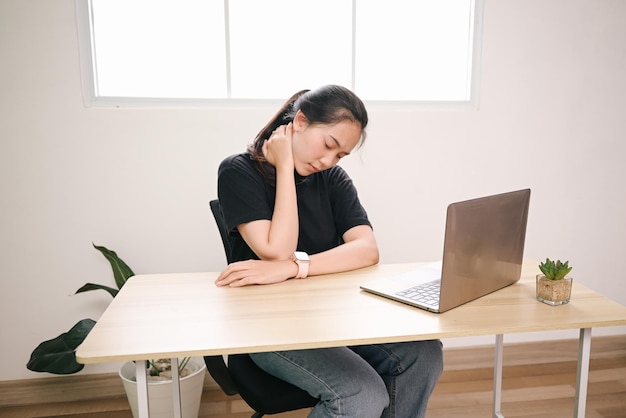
[293,251,310,279]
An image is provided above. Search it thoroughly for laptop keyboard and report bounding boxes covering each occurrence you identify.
[395,279,441,308]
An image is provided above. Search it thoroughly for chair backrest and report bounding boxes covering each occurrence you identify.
[206,199,318,416]
[206,199,239,396]
[210,199,233,264]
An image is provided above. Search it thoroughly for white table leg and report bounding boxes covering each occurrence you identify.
[574,328,591,418]
[493,334,505,418]
[136,360,150,418]
[171,357,182,418]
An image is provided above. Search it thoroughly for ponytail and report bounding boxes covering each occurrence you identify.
[247,89,309,160]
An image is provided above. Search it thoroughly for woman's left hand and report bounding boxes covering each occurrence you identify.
[215,259,297,287]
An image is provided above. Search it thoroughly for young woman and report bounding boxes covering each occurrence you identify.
[215,85,443,418]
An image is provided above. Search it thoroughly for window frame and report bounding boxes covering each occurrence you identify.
[75,0,484,109]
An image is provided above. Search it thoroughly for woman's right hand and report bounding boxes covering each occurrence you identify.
[262,123,294,171]
[214,259,298,287]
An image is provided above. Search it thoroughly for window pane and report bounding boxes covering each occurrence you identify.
[355,0,474,101]
[228,0,352,99]
[91,0,227,98]
[82,0,480,104]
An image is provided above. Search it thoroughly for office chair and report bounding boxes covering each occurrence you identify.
[205,199,318,418]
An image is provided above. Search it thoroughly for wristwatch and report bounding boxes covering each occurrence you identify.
[292,251,310,279]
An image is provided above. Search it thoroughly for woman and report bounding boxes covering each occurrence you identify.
[215,85,443,418]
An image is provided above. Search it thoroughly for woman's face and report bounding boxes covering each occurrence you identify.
[291,110,362,176]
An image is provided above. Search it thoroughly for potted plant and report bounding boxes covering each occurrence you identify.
[536,258,573,306]
[119,357,206,418]
[27,244,206,418]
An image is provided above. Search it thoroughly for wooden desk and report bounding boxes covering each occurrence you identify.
[76,260,626,418]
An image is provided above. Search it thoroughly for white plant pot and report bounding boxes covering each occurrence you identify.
[119,357,206,418]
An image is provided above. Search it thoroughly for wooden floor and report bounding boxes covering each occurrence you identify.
[2,335,625,418]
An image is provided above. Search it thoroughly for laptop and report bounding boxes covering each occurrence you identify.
[360,189,531,313]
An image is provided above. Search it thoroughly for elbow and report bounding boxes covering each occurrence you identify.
[369,247,380,266]
[361,242,379,267]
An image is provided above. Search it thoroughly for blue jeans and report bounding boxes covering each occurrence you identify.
[249,340,443,418]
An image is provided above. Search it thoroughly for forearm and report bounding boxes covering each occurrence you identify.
[266,165,299,257]
[216,228,379,287]
[308,233,379,277]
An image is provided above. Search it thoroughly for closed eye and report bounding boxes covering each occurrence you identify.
[329,135,350,157]
[325,141,346,160]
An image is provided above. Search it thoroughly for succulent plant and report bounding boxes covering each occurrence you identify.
[538,258,573,281]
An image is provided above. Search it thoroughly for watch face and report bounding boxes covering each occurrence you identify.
[294,251,310,262]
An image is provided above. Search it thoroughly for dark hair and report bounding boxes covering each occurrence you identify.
[247,85,368,181]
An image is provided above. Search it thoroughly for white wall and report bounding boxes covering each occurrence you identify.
[1,0,624,381]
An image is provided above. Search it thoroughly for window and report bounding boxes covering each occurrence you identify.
[76,0,483,106]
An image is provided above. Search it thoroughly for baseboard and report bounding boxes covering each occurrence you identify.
[0,371,220,408]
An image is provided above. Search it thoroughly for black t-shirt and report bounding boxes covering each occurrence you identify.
[217,153,372,262]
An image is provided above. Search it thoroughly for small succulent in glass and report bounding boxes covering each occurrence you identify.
[536,258,573,306]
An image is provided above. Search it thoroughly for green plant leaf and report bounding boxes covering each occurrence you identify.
[26,319,96,374]
[92,243,135,290]
[538,258,572,280]
[28,244,136,376]
[75,283,119,298]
